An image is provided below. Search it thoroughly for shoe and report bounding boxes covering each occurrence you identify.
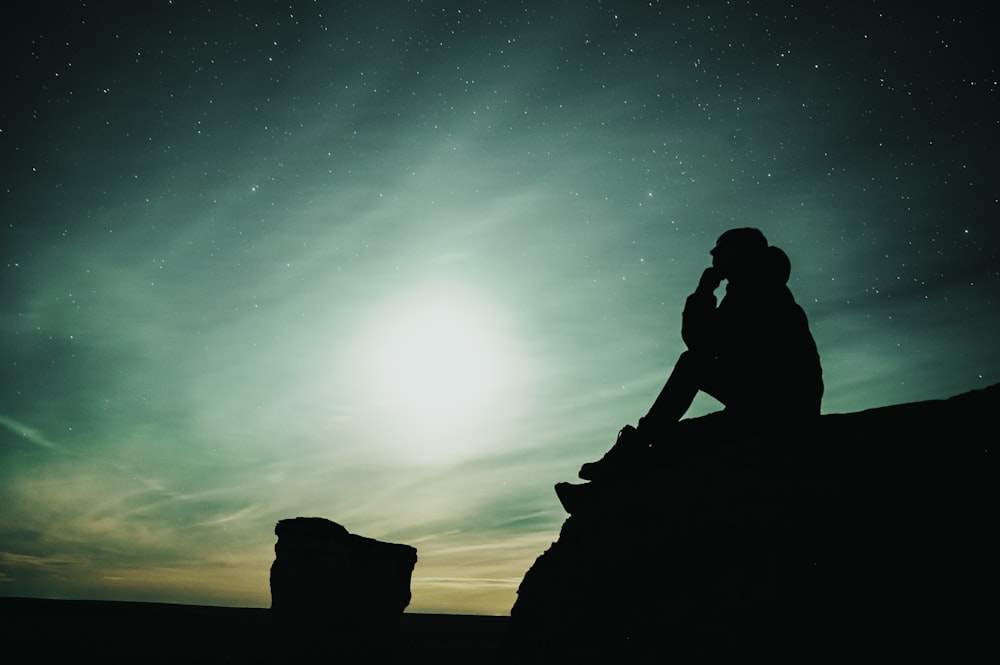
[578,425,648,481]
[555,482,590,514]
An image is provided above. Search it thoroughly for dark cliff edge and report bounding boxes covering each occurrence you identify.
[507,384,999,664]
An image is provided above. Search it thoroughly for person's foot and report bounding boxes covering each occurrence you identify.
[555,482,590,514]
[578,425,648,481]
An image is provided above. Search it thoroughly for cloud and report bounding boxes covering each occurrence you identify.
[0,415,61,450]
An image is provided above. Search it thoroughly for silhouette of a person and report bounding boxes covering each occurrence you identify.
[576,228,823,482]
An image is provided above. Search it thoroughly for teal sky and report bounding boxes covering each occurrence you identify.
[2,1,997,614]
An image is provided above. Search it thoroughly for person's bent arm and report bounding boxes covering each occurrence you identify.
[681,267,722,352]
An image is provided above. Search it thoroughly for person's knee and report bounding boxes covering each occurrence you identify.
[675,349,704,369]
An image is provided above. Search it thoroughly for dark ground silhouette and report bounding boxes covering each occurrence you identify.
[512,384,999,664]
[0,597,509,664]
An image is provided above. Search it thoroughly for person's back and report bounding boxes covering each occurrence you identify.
[706,244,822,419]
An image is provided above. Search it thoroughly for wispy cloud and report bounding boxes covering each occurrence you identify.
[196,505,260,527]
[0,415,61,450]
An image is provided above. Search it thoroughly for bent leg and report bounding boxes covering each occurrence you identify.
[640,351,739,433]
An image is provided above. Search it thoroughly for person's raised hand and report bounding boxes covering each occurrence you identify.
[697,266,723,293]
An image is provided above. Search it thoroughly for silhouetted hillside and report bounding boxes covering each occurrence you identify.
[0,598,509,664]
[508,385,999,663]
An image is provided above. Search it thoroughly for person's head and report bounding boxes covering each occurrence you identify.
[710,227,768,281]
[764,245,791,285]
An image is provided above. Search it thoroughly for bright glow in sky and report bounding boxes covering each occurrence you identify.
[1,1,998,615]
[353,284,530,463]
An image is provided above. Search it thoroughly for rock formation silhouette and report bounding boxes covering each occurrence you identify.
[270,517,417,661]
[508,385,998,664]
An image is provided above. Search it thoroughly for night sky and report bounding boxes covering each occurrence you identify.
[2,1,997,614]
